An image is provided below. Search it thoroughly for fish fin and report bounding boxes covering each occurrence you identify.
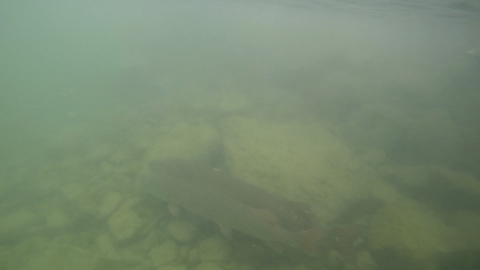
[297,227,323,257]
[252,209,279,227]
[219,224,233,240]
[168,204,181,216]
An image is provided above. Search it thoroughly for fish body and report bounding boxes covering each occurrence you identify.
[145,159,323,255]
[149,158,317,232]
[144,168,301,248]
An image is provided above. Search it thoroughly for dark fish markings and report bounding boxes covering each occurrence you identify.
[148,158,318,232]
[145,158,323,255]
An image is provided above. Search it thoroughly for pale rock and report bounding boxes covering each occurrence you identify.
[0,178,6,197]
[21,245,98,270]
[108,207,143,241]
[193,262,224,270]
[52,234,75,246]
[61,183,85,201]
[198,236,231,262]
[149,240,179,267]
[101,162,114,176]
[85,144,112,163]
[112,145,132,164]
[232,263,254,270]
[327,249,345,269]
[0,210,37,240]
[98,191,124,218]
[118,247,145,262]
[114,174,134,188]
[147,121,220,161]
[133,137,151,153]
[46,210,69,229]
[158,264,188,270]
[28,235,51,252]
[130,260,153,270]
[361,148,386,167]
[95,233,120,260]
[217,92,248,113]
[178,246,190,261]
[292,265,310,270]
[166,219,197,244]
[138,231,164,252]
[76,196,98,216]
[188,248,200,265]
[116,161,142,178]
[356,251,378,270]
[369,200,453,259]
[120,197,141,210]
[221,117,373,222]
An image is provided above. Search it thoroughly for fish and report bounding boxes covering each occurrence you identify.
[148,158,318,232]
[144,158,323,256]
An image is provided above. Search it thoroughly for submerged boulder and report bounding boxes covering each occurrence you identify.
[108,206,143,242]
[198,235,231,262]
[221,116,378,222]
[369,200,454,260]
[147,121,220,162]
[166,218,197,244]
[149,240,179,267]
[21,245,98,270]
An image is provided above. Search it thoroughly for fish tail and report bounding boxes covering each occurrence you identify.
[297,227,323,257]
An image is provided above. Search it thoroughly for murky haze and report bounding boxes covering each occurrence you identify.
[1,0,480,269]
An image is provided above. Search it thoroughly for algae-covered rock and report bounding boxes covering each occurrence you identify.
[147,121,220,162]
[377,164,480,210]
[108,207,143,242]
[130,260,154,270]
[327,249,345,269]
[111,145,132,164]
[84,143,112,163]
[188,248,200,265]
[60,183,99,216]
[198,235,231,262]
[166,218,197,244]
[76,196,98,216]
[0,210,38,241]
[21,245,98,270]
[193,261,224,270]
[100,162,114,176]
[149,240,179,267]
[346,106,461,166]
[134,120,221,186]
[117,247,145,263]
[46,210,69,229]
[448,210,480,250]
[61,183,85,201]
[356,251,378,270]
[95,233,120,260]
[228,262,254,270]
[159,264,188,270]
[221,116,377,222]
[98,191,124,219]
[360,148,386,167]
[369,200,453,260]
[217,91,249,113]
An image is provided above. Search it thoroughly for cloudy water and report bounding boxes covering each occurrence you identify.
[1,0,480,269]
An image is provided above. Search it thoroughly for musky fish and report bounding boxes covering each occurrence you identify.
[148,158,318,232]
[144,158,323,256]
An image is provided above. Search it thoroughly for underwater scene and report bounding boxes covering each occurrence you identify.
[1,0,480,269]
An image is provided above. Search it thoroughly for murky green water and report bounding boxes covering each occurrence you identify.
[1,1,480,270]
